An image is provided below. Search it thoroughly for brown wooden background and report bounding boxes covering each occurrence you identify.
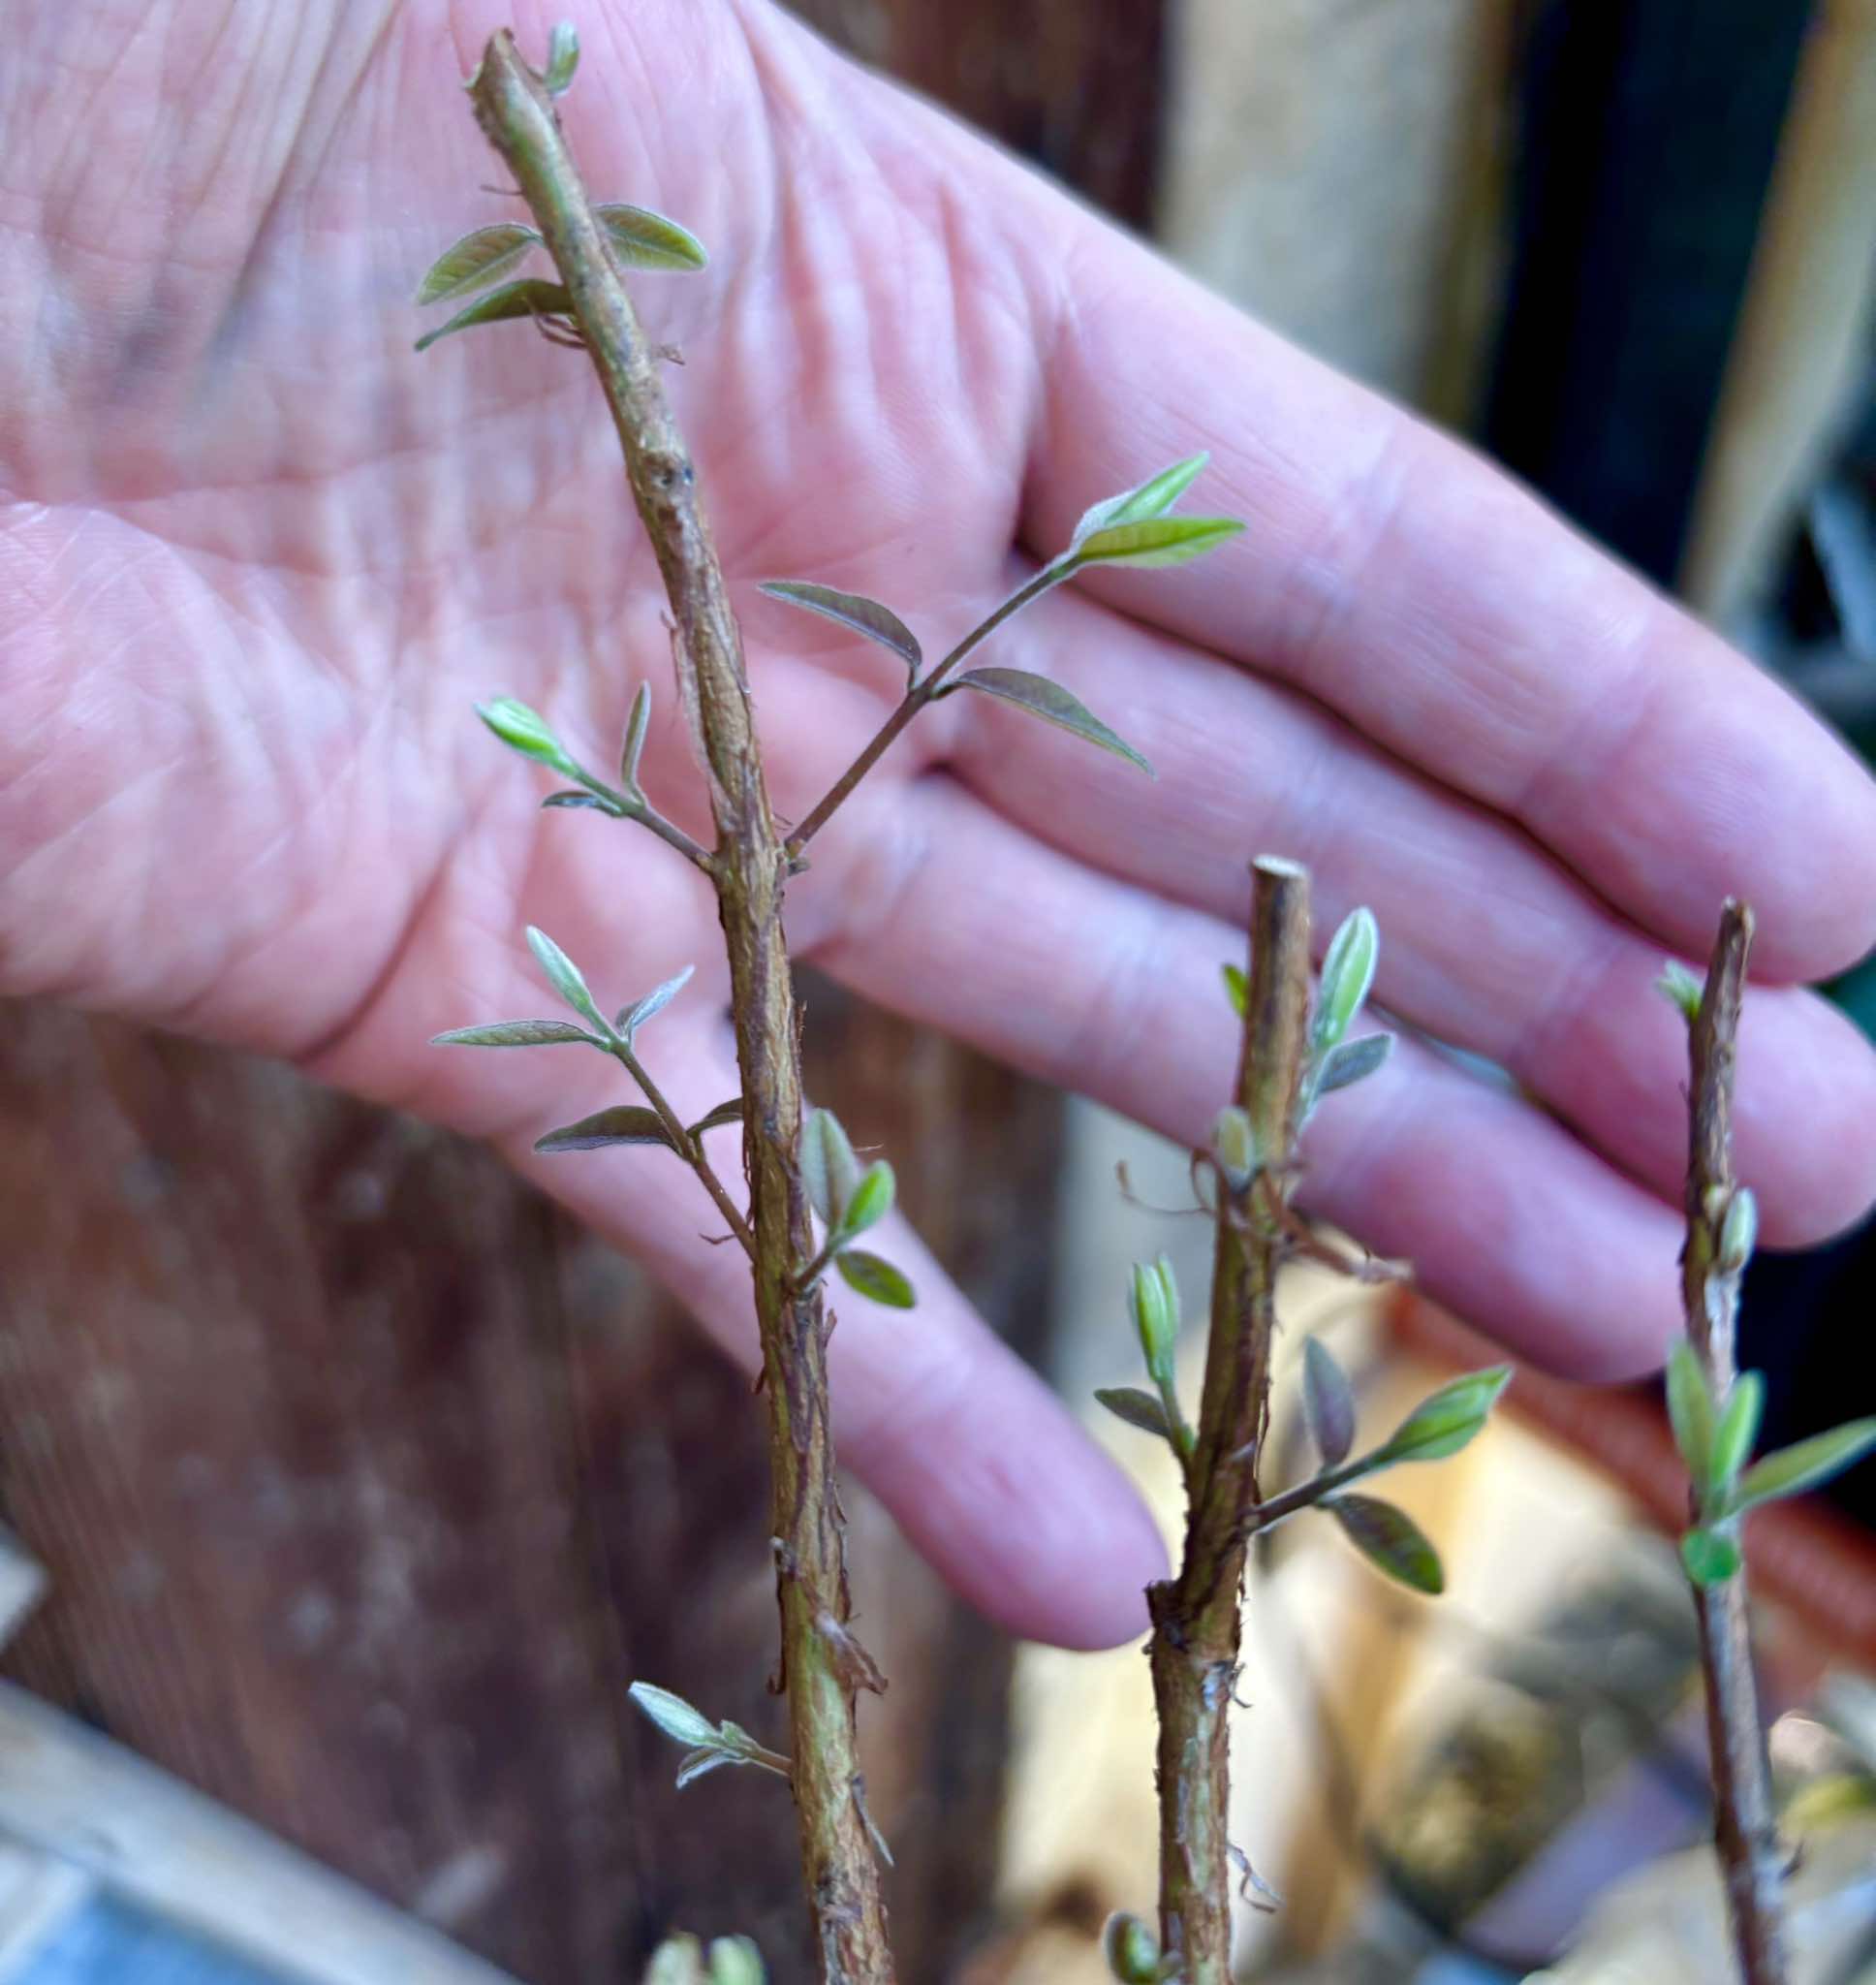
[0,6,1165,1982]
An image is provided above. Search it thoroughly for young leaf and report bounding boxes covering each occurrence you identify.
[1095,1386,1174,1441]
[543,19,578,92]
[951,668,1152,775]
[1729,1419,1876,1515]
[477,698,581,778]
[801,1108,861,1226]
[708,1938,766,1985]
[543,789,622,814]
[838,1160,894,1241]
[1718,1186,1759,1275]
[1666,1339,1717,1497]
[1326,1494,1445,1594]
[414,277,575,352]
[629,1682,721,1749]
[689,1099,745,1138]
[1374,1365,1511,1466]
[1656,960,1705,1024]
[1211,1104,1257,1186]
[1681,1525,1742,1586]
[759,581,922,683]
[675,1748,734,1790]
[1314,907,1379,1056]
[644,1935,705,1985]
[594,202,708,272]
[620,682,652,791]
[834,1249,916,1308]
[1073,453,1211,548]
[415,223,541,305]
[1302,1337,1358,1468]
[431,1019,600,1049]
[535,1105,680,1154]
[1070,516,1245,571]
[1314,1032,1392,1098]
[1130,1257,1178,1387]
[616,963,696,1041]
[1708,1371,1766,1500]
[526,926,610,1032]
[1222,962,1248,1018]
[1101,1910,1161,1984]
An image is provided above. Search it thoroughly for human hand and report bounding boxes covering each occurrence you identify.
[6,0,1873,1649]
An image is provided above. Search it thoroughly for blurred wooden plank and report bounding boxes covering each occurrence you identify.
[1160,0,1517,410]
[1681,0,1876,619]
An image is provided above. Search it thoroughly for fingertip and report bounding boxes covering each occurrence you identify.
[1736,989,1876,1247]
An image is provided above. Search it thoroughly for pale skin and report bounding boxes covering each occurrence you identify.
[6,0,1875,1652]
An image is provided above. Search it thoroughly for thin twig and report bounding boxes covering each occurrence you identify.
[1682,900,1788,1985]
[607,1041,756,1259]
[467,34,893,1980]
[1147,857,1313,1985]
[784,566,1058,858]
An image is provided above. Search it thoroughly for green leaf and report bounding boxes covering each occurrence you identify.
[594,202,708,272]
[1302,1337,1357,1468]
[431,1019,600,1049]
[689,1099,744,1138]
[1656,960,1705,1024]
[1326,1494,1445,1594]
[620,682,652,791]
[834,1249,916,1308]
[535,1106,679,1154]
[1374,1365,1511,1466]
[543,20,578,93]
[1730,1419,1876,1515]
[708,1938,766,1985]
[1222,962,1248,1018]
[1130,1257,1178,1387]
[1680,1525,1742,1586]
[951,667,1152,775]
[759,581,922,683]
[1094,1386,1173,1441]
[1070,516,1245,571]
[414,277,575,352]
[1314,907,1379,1056]
[1709,1371,1766,1499]
[838,1160,894,1240]
[477,698,581,778]
[1101,1910,1161,1983]
[415,223,541,305]
[1666,1339,1717,1497]
[1314,1032,1392,1098]
[1211,1104,1257,1186]
[526,926,610,1033]
[1073,454,1211,549]
[629,1682,720,1749]
[801,1108,861,1226]
[616,964,696,1041]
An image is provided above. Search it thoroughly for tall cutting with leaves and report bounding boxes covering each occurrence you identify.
[417,25,1243,1981]
[1097,867,1508,1985]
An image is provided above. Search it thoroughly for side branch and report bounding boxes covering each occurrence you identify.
[1682,901,1787,1985]
[467,33,893,1981]
[1148,858,1312,1985]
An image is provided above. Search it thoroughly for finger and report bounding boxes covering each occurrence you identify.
[939,581,1876,1242]
[319,940,1167,1652]
[988,171,1876,979]
[807,771,1770,1381]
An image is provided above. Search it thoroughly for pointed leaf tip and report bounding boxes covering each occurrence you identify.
[534,1105,681,1154]
[525,926,609,1031]
[1328,1494,1444,1593]
[1071,515,1244,571]
[1094,1386,1174,1442]
[952,667,1152,774]
[543,21,578,92]
[629,1682,720,1749]
[1073,455,1212,549]
[1302,1337,1357,1468]
[432,1019,600,1049]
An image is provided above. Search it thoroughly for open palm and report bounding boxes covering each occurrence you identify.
[7,0,1875,1650]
